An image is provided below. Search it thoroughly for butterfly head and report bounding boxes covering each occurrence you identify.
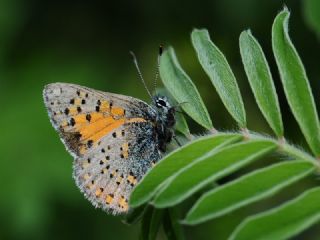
[153,95,175,128]
[154,95,170,110]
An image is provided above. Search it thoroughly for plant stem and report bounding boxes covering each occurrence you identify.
[208,130,320,170]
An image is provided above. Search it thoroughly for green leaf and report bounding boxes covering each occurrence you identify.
[191,29,246,128]
[230,187,320,240]
[239,30,283,137]
[184,161,315,225]
[152,140,277,208]
[272,8,320,156]
[130,133,242,208]
[160,47,213,130]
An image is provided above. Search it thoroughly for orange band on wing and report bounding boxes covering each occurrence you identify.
[62,103,149,155]
[87,118,126,142]
[73,114,87,124]
[88,117,147,143]
[111,107,125,117]
[77,116,117,140]
[77,115,147,144]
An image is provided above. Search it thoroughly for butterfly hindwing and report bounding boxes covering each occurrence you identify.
[73,121,161,214]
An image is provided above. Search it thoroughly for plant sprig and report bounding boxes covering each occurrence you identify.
[127,8,320,240]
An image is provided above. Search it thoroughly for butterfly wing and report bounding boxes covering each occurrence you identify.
[43,83,160,213]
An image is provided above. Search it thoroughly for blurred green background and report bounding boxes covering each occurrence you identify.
[1,0,320,239]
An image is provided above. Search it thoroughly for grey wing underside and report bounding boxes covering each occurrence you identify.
[43,83,160,214]
[73,121,161,214]
[43,82,155,119]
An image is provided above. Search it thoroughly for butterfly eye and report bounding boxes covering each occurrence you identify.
[156,99,167,108]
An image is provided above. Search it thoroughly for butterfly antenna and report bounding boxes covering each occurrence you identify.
[153,44,163,94]
[130,51,153,99]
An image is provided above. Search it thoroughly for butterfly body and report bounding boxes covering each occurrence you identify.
[43,83,175,214]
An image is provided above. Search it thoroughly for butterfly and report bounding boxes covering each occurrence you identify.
[43,54,176,214]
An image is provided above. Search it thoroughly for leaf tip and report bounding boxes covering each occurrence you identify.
[278,5,290,21]
[274,6,290,23]
[282,5,290,14]
[192,28,207,32]
[246,28,252,34]
[239,29,252,41]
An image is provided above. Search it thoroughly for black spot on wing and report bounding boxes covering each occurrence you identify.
[87,140,93,148]
[86,114,91,122]
[70,118,76,126]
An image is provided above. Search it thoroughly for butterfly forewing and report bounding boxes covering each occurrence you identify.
[43,83,156,156]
